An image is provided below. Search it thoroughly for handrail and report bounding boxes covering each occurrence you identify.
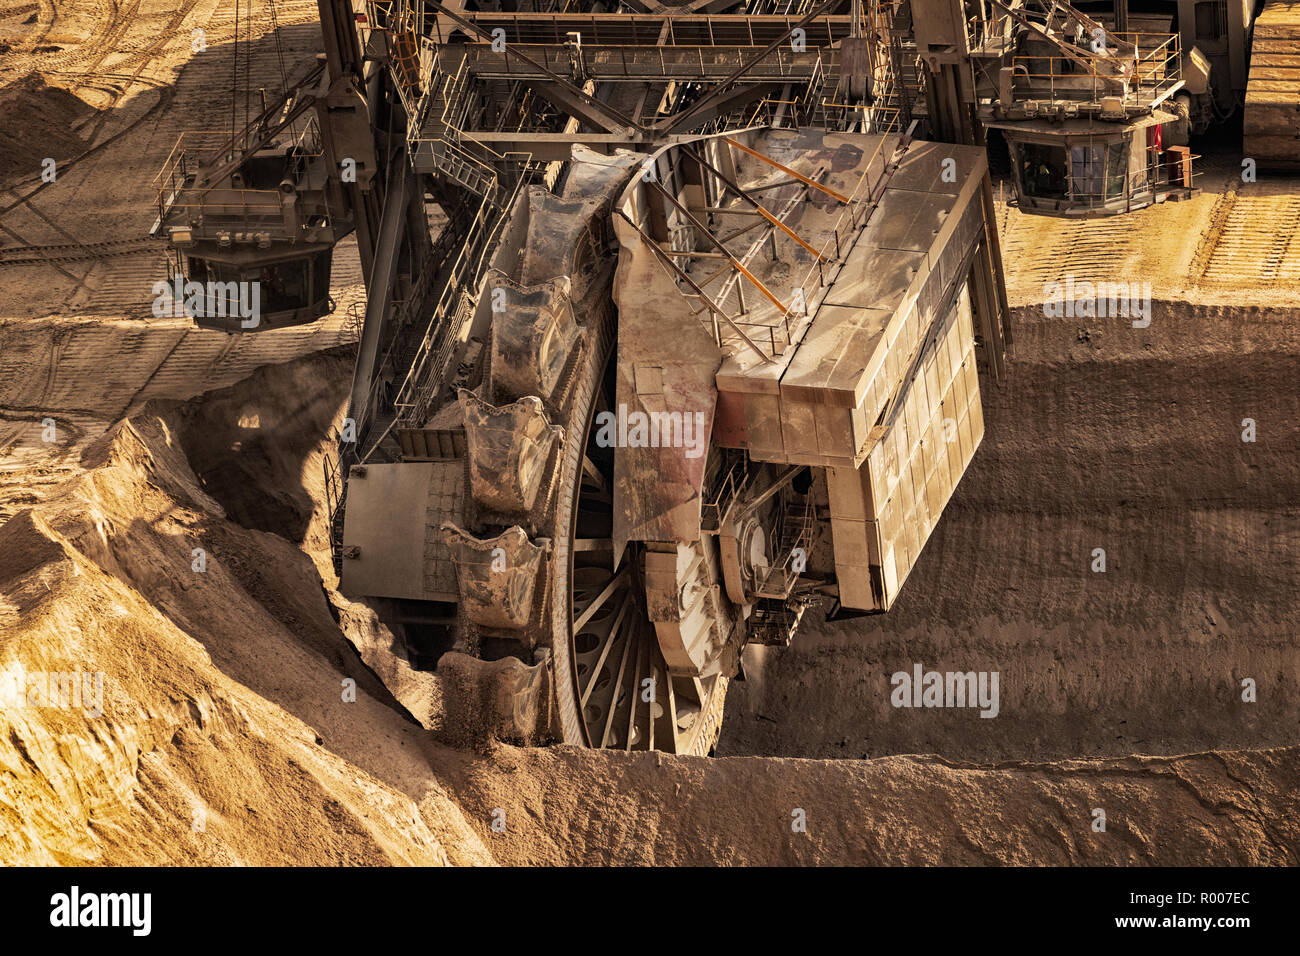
[663,129,903,362]
[392,5,854,48]
[388,170,536,427]
[154,120,327,229]
[436,42,838,80]
[1005,31,1181,105]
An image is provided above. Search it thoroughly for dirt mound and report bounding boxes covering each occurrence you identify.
[0,403,491,865]
[434,743,1300,865]
[0,74,96,187]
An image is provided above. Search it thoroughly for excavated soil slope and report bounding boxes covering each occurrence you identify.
[0,366,492,865]
[1,335,1296,866]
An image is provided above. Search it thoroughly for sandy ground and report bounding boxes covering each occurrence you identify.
[0,401,491,865]
[434,743,1300,865]
[1,1,1297,866]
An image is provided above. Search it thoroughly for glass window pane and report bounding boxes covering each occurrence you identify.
[1019,142,1069,200]
[257,261,310,311]
[1070,144,1106,203]
[1105,143,1128,199]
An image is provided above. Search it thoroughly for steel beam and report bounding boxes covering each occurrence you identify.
[681,143,824,259]
[348,157,413,446]
[651,0,839,134]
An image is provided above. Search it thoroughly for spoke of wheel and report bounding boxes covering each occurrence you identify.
[599,620,636,748]
[580,487,611,505]
[581,454,610,497]
[573,567,625,633]
[647,660,659,752]
[580,589,632,708]
[692,676,707,705]
[625,627,648,751]
[665,670,680,751]
[593,384,614,418]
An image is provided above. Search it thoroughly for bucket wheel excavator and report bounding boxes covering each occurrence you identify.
[153,0,1012,755]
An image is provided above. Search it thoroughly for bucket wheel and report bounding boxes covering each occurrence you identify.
[547,317,728,756]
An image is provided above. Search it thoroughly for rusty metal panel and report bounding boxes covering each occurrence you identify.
[741,391,786,463]
[575,151,725,551]
[909,0,969,51]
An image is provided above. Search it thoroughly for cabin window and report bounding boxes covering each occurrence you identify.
[1018,142,1069,201]
[257,260,312,311]
[1194,1,1229,43]
[1069,142,1128,203]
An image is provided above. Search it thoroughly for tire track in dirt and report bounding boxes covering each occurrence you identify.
[1200,192,1300,284]
[0,0,324,316]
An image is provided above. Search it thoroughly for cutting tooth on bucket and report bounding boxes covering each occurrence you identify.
[519,187,619,302]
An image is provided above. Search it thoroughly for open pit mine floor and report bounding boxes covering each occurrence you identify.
[1,0,1298,871]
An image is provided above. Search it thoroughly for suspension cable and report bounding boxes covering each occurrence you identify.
[231,0,239,156]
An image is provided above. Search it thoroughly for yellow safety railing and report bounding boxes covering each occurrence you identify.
[153,125,327,228]
[1006,31,1181,106]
